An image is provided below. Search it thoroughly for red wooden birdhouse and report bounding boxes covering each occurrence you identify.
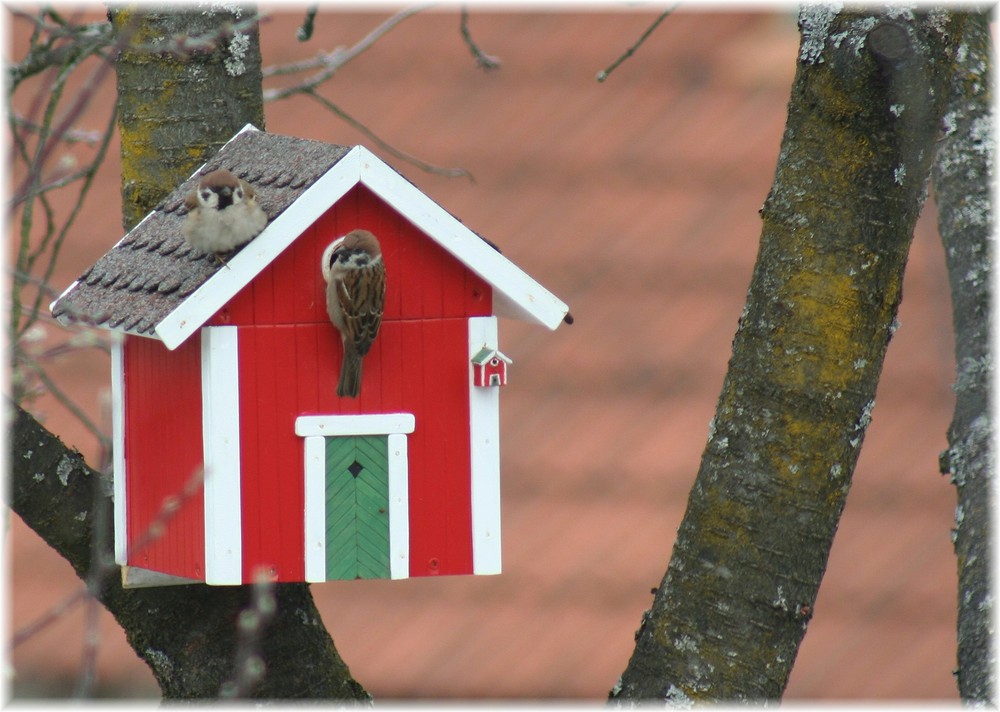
[51,125,569,587]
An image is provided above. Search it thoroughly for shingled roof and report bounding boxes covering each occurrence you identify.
[50,126,350,339]
[50,125,569,349]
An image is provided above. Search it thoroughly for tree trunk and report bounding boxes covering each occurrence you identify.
[613,9,969,702]
[11,8,369,699]
[933,10,993,705]
[110,6,265,229]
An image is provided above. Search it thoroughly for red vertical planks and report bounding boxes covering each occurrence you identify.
[123,334,205,579]
[237,324,306,582]
[399,318,474,576]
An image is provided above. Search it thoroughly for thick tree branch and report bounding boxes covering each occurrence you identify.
[613,10,968,702]
[10,8,368,699]
[933,10,993,705]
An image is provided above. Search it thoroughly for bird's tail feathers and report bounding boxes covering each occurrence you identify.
[337,353,363,398]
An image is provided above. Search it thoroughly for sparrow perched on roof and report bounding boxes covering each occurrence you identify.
[321,229,386,398]
[181,169,267,255]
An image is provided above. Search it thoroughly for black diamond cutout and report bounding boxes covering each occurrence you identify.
[347,460,364,478]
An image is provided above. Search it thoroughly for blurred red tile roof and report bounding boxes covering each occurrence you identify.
[10,9,959,700]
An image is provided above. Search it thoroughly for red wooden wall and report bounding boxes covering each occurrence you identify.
[207,184,493,327]
[123,334,205,579]
[215,185,493,580]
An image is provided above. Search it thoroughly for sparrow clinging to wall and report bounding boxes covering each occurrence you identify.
[321,229,386,398]
[181,169,268,256]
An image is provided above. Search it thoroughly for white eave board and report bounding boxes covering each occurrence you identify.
[354,147,569,331]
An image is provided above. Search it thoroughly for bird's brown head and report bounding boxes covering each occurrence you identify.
[336,229,381,257]
[321,229,382,283]
[197,169,246,210]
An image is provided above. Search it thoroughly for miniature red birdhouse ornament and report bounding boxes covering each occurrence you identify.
[472,347,512,387]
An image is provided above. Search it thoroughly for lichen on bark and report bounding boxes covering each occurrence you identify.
[614,9,969,702]
[932,10,993,705]
[110,6,265,230]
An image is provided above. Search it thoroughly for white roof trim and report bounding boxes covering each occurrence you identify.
[155,143,569,351]
[354,147,569,331]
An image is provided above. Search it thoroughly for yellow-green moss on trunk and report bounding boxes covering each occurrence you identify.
[616,10,969,702]
[111,7,265,230]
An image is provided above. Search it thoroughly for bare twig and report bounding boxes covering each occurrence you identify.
[262,6,473,181]
[10,113,104,144]
[22,105,118,339]
[10,30,123,209]
[7,10,114,86]
[262,5,427,99]
[220,574,277,698]
[460,7,501,71]
[12,586,90,648]
[8,10,125,421]
[20,356,111,449]
[303,90,473,181]
[72,596,100,698]
[596,4,678,83]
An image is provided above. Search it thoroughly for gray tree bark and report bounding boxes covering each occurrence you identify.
[933,10,994,705]
[110,6,265,228]
[613,9,972,702]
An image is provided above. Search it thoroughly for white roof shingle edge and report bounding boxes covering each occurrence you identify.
[155,145,569,350]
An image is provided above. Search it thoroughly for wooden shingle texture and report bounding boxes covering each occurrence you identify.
[51,131,350,337]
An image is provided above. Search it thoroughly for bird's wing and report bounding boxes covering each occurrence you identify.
[337,260,385,357]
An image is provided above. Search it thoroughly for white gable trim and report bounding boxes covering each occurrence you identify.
[356,147,569,331]
[154,141,568,350]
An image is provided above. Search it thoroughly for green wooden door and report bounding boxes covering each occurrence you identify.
[325,436,390,580]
